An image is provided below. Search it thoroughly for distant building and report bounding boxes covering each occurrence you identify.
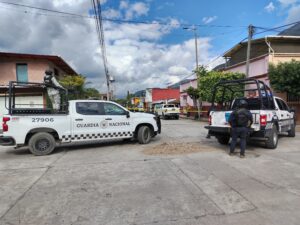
[0,52,76,118]
[180,79,197,108]
[145,88,180,111]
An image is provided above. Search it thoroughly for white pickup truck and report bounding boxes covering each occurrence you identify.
[205,79,296,149]
[154,104,180,119]
[0,82,161,155]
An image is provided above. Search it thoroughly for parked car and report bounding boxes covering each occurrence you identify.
[155,104,180,119]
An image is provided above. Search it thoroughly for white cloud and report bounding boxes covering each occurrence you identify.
[278,0,298,6]
[103,8,121,19]
[0,0,217,97]
[124,2,149,20]
[202,16,217,24]
[286,4,300,22]
[265,2,276,12]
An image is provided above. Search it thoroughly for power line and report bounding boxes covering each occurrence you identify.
[0,1,247,28]
[253,21,300,36]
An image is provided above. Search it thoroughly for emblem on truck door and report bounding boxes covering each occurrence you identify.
[100,120,108,129]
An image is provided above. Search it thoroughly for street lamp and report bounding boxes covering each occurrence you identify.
[183,26,199,69]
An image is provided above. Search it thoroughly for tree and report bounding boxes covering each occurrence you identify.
[59,75,100,99]
[186,86,201,119]
[269,60,300,96]
[198,70,245,103]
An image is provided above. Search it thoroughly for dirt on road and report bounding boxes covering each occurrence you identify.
[143,142,218,155]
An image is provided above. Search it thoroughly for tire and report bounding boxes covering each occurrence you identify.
[28,132,56,156]
[288,123,296,137]
[137,126,152,144]
[175,115,179,120]
[216,136,230,145]
[265,126,278,149]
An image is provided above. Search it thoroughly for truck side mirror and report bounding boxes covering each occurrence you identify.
[125,111,130,118]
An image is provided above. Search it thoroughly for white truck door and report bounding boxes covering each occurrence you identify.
[71,101,108,142]
[274,98,289,132]
[103,102,134,138]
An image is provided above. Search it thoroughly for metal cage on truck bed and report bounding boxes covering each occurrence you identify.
[5,81,68,115]
[210,78,274,111]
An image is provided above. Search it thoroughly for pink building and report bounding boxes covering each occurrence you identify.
[180,79,197,107]
[220,35,300,123]
[0,52,76,118]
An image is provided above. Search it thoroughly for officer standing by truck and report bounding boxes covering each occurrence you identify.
[228,99,253,158]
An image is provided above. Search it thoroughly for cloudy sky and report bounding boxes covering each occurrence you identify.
[0,0,300,97]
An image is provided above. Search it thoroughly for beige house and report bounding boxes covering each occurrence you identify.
[0,52,76,117]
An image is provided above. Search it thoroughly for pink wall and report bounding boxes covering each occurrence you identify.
[180,79,197,107]
[0,59,65,85]
[225,55,269,78]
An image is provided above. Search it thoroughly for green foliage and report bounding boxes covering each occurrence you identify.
[84,88,100,98]
[59,75,99,100]
[59,74,85,90]
[186,86,199,99]
[269,60,300,96]
[196,69,245,103]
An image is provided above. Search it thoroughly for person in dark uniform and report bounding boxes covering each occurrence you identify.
[228,99,253,158]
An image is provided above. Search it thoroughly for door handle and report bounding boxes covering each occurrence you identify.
[281,114,283,117]
[105,118,112,120]
[75,118,83,121]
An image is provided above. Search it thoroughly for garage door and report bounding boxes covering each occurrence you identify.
[0,95,44,117]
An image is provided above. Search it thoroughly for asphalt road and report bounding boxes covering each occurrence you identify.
[1,119,300,225]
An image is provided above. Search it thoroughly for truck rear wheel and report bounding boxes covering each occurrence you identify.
[137,126,151,144]
[28,132,56,156]
[288,123,296,137]
[216,136,230,145]
[265,126,278,149]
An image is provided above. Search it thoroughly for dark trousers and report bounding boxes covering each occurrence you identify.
[230,127,248,155]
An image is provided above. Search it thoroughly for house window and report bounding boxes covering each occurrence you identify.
[16,64,28,82]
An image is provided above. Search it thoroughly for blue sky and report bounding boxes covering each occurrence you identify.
[102,0,298,58]
[0,0,300,96]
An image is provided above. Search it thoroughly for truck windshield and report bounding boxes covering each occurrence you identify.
[164,105,175,108]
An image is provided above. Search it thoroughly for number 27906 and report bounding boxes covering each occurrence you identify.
[32,118,54,123]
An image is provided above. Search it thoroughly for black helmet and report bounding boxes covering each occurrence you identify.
[45,70,53,75]
[239,99,248,108]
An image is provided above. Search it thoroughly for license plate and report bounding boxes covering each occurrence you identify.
[172,108,175,111]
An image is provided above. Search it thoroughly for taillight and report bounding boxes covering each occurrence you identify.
[2,117,10,132]
[260,114,267,127]
[208,115,212,125]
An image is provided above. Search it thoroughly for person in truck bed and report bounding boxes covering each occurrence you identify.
[44,70,65,111]
[228,99,253,158]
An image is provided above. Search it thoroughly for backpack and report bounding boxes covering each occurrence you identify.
[235,109,249,127]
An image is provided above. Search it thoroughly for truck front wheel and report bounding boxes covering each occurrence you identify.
[137,126,151,144]
[28,132,56,156]
[288,123,296,137]
[265,126,278,149]
[216,135,230,145]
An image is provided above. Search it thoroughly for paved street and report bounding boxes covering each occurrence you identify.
[1,119,300,225]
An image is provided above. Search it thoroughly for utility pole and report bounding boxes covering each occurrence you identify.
[193,27,199,69]
[183,26,199,69]
[246,24,255,78]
